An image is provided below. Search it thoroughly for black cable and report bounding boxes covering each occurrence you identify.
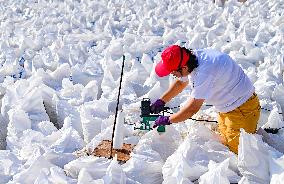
[110,55,125,159]
[165,105,283,114]
[260,107,283,114]
[189,118,218,123]
[163,107,218,123]
[162,105,284,125]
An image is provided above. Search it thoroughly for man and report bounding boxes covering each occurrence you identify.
[151,45,260,154]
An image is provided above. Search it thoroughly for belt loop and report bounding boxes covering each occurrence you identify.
[248,92,257,101]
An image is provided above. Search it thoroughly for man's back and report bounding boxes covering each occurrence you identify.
[189,49,254,112]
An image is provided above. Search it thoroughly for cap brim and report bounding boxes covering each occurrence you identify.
[155,60,171,77]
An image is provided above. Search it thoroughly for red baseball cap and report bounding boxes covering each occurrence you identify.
[155,45,190,77]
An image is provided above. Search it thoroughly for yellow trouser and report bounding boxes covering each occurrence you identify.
[218,93,261,154]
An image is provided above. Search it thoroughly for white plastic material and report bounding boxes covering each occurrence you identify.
[162,156,194,184]
[53,95,83,137]
[269,151,284,184]
[1,79,49,126]
[272,84,284,118]
[33,166,76,184]
[81,80,99,101]
[78,168,97,184]
[143,81,169,101]
[140,53,153,75]
[11,153,57,184]
[123,150,164,184]
[263,107,284,129]
[238,129,280,184]
[113,111,125,149]
[0,116,7,149]
[238,176,259,184]
[143,64,159,87]
[64,156,111,179]
[0,150,21,183]
[108,39,124,61]
[199,158,240,184]
[7,109,31,137]
[34,121,58,136]
[162,123,235,182]
[50,63,71,83]
[1,0,284,183]
[102,155,126,184]
[80,105,103,143]
[49,119,85,153]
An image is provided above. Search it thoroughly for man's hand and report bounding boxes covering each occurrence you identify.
[150,99,165,114]
[153,116,171,128]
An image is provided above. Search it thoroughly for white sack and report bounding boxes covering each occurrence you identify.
[238,129,282,184]
[64,156,111,179]
[199,158,240,184]
[269,151,284,184]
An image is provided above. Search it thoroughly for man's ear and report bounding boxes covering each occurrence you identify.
[182,65,189,71]
[183,65,191,75]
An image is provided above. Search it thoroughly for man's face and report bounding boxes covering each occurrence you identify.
[171,70,183,78]
[171,66,190,78]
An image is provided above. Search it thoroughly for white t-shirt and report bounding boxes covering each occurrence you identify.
[180,49,254,113]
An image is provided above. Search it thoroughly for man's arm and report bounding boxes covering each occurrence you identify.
[160,80,189,103]
[169,97,204,123]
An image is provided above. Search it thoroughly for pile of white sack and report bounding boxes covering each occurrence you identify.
[0,0,284,183]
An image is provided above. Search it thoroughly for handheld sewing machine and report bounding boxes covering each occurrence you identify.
[134,98,169,133]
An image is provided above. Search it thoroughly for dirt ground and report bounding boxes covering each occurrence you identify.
[91,140,135,162]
